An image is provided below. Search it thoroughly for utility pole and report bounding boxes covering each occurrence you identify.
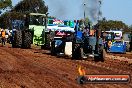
[98,0,102,21]
[84,3,86,20]
[83,3,86,27]
[45,12,49,31]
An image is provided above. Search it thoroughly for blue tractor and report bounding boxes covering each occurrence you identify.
[102,31,126,53]
[72,22,105,61]
[50,21,105,61]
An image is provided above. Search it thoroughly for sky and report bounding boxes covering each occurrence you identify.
[12,0,132,26]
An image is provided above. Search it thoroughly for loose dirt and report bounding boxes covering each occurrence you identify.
[0,44,131,88]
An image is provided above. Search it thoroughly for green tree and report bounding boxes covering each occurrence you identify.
[84,17,89,26]
[98,19,129,32]
[129,25,132,31]
[0,0,48,28]
[0,0,12,9]
[0,11,23,28]
[13,0,48,14]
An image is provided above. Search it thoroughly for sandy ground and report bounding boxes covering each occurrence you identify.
[0,44,131,88]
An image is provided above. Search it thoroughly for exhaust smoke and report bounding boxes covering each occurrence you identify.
[45,0,101,24]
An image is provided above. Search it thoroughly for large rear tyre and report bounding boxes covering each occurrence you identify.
[94,47,106,62]
[99,49,106,62]
[22,31,32,49]
[12,30,22,48]
[126,43,130,52]
[50,41,56,56]
[44,32,51,50]
[72,43,81,60]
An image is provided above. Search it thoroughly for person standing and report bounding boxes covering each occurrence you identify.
[83,26,89,37]
[1,29,6,46]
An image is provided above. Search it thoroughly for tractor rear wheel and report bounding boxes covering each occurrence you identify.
[99,49,106,62]
[46,33,51,49]
[42,32,51,50]
[72,43,81,59]
[22,31,32,49]
[94,46,106,62]
[50,40,56,56]
[12,30,22,48]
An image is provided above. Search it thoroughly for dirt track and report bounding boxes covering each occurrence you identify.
[0,44,131,88]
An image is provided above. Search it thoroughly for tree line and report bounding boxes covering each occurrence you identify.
[97,18,132,33]
[0,0,131,33]
[0,0,48,29]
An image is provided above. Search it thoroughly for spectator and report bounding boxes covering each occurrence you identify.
[1,29,6,46]
[83,26,89,37]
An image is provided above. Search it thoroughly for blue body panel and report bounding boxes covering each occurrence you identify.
[55,40,62,47]
[76,31,82,39]
[75,31,83,43]
[109,42,126,53]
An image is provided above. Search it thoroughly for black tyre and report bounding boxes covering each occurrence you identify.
[0,37,1,43]
[50,40,56,56]
[94,46,106,62]
[130,42,132,52]
[22,31,32,49]
[43,32,51,50]
[126,43,130,52]
[99,49,106,62]
[41,45,45,49]
[12,30,22,48]
[72,43,81,59]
